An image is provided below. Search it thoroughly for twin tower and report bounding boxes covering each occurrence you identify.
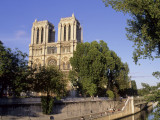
[29,14,83,72]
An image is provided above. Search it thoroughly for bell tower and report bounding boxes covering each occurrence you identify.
[56,14,83,71]
[29,20,55,67]
[58,13,83,43]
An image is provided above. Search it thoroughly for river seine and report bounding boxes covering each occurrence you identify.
[118,106,154,120]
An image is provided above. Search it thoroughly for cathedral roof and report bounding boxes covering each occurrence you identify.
[60,14,79,23]
[33,19,54,27]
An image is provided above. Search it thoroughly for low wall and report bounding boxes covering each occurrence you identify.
[0,97,150,120]
[0,97,121,119]
[96,97,152,120]
[0,98,41,117]
[53,100,120,119]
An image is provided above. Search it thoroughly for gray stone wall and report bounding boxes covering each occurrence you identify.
[0,98,120,118]
[0,98,41,117]
[52,100,119,118]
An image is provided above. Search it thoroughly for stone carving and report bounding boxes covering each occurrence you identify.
[48,59,57,66]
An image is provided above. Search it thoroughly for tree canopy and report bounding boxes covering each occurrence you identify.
[0,40,30,97]
[33,65,67,114]
[69,40,130,97]
[103,0,160,63]
[103,1,160,118]
[33,65,67,98]
[130,80,137,96]
[138,82,160,118]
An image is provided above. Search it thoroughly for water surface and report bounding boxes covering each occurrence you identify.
[119,106,154,120]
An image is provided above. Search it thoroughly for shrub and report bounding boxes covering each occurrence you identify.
[106,90,114,99]
[41,96,54,114]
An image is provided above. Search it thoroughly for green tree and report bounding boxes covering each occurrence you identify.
[131,80,138,96]
[138,83,160,119]
[103,1,160,118]
[138,83,151,96]
[33,65,67,114]
[0,40,30,97]
[69,40,130,97]
[33,65,67,97]
[103,0,160,63]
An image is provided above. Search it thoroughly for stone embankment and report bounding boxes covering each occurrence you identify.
[0,97,152,120]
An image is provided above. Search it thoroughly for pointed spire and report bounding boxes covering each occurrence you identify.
[72,13,75,18]
[35,19,37,22]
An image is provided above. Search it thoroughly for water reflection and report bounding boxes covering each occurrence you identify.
[119,106,154,120]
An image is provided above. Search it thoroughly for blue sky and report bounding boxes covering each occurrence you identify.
[0,0,159,88]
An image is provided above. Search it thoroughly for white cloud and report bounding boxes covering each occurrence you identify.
[15,30,27,39]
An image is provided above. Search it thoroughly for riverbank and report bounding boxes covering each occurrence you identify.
[0,97,151,120]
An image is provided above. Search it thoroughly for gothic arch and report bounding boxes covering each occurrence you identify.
[32,63,41,71]
[66,61,70,70]
[32,58,41,70]
[36,28,39,44]
[63,62,65,70]
[48,59,57,66]
[34,58,40,63]
[47,57,57,66]
[61,56,69,62]
[64,25,66,41]
[38,63,41,69]
[33,63,37,69]
[41,27,43,43]
[60,56,70,70]
[68,24,71,41]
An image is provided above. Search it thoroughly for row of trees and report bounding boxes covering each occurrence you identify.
[69,40,134,98]
[0,40,134,99]
[0,39,137,113]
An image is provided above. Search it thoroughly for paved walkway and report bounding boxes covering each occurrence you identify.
[1,115,64,120]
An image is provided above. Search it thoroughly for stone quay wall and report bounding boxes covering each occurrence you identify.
[0,97,121,119]
[0,98,42,117]
[96,97,153,120]
[53,98,121,119]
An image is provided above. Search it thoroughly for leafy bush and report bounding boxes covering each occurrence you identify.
[41,96,54,114]
[106,90,114,99]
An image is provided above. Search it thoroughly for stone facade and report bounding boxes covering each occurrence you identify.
[29,14,83,72]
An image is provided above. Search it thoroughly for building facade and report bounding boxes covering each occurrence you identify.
[29,14,83,72]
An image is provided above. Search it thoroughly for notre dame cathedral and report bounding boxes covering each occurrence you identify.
[29,14,83,72]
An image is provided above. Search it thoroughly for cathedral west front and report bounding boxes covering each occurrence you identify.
[29,14,83,72]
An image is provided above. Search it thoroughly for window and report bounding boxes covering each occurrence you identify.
[64,25,66,41]
[61,47,65,53]
[41,28,43,43]
[68,25,71,41]
[36,28,39,44]
[48,29,52,43]
[48,59,57,66]
[66,46,70,52]
[63,62,65,70]
[67,63,70,69]
[47,47,57,54]
[61,47,70,53]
